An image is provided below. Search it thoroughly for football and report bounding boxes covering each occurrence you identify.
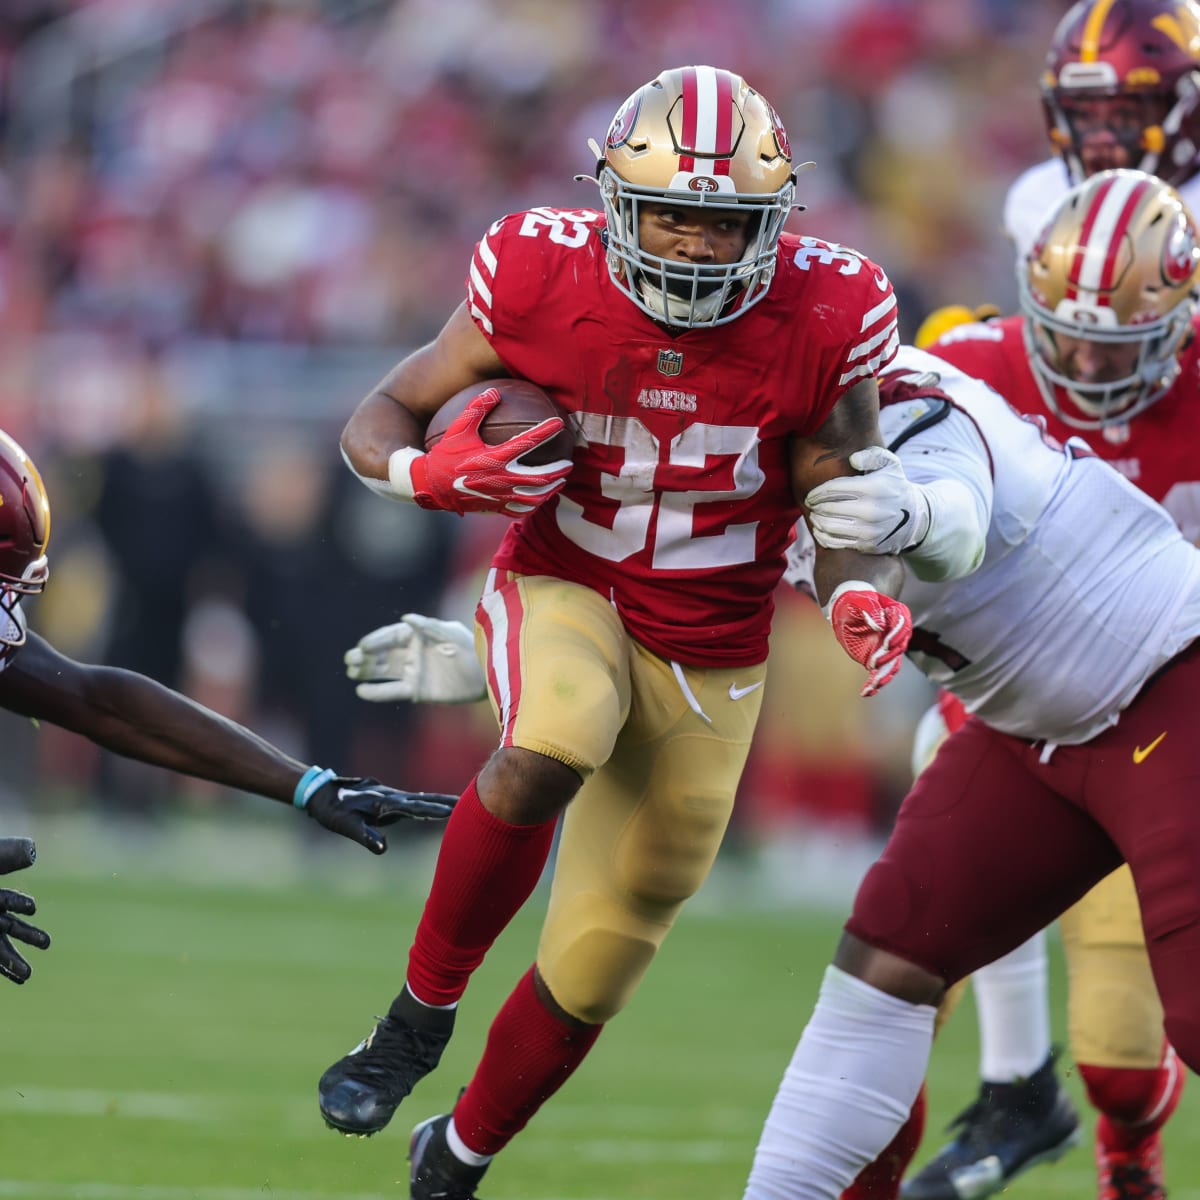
[424,379,575,467]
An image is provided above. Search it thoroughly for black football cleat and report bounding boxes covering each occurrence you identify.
[901,1051,1081,1200]
[410,1112,490,1200]
[318,988,455,1137]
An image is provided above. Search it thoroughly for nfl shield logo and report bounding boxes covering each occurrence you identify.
[656,349,684,377]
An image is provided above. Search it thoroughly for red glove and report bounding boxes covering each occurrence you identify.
[824,582,912,697]
[394,388,573,517]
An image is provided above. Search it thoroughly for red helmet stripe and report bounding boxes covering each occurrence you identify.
[1069,173,1150,302]
[676,66,736,176]
[713,69,734,175]
[1067,172,1116,298]
[678,66,698,172]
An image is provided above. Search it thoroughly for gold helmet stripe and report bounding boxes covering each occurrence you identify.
[1080,0,1120,61]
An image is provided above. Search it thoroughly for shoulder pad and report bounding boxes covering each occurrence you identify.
[878,371,955,451]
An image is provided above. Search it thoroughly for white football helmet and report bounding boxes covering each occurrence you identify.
[593,65,798,329]
[1020,168,1200,428]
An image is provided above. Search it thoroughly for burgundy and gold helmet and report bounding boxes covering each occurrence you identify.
[1020,169,1200,428]
[1042,0,1200,186]
[593,65,798,328]
[0,430,50,648]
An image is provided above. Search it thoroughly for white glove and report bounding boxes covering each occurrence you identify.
[345,614,488,704]
[805,447,932,555]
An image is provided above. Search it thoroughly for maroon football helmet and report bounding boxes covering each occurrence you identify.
[1042,0,1200,186]
[0,430,50,648]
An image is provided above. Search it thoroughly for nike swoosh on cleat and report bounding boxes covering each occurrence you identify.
[729,681,764,701]
[1132,732,1167,764]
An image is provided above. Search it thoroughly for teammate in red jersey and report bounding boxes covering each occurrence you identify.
[0,429,457,985]
[328,65,909,1199]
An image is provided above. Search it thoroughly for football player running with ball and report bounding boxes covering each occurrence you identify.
[741,171,1200,1200]
[0,429,457,985]
[330,65,911,1200]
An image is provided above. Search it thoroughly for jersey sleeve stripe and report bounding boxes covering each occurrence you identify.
[477,231,499,276]
[847,318,898,363]
[860,291,897,331]
[467,291,494,335]
[839,328,899,386]
[468,259,494,308]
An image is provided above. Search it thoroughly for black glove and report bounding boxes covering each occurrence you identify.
[0,837,50,984]
[295,769,457,855]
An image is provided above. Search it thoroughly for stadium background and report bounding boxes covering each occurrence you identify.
[5,3,1199,1199]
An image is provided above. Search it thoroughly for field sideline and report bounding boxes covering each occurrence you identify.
[4,828,1199,1200]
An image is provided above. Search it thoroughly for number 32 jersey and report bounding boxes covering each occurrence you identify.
[465,206,899,668]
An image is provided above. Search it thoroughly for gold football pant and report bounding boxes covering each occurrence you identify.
[477,573,765,1024]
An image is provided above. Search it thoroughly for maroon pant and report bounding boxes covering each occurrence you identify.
[848,640,1200,1070]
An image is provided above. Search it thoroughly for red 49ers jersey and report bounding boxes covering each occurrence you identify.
[928,314,1200,542]
[466,207,899,667]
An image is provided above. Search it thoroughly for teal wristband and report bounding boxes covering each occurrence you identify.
[294,766,336,810]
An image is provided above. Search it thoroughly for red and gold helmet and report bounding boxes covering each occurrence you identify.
[594,65,797,328]
[1042,0,1200,186]
[1020,169,1200,428]
[0,430,50,648]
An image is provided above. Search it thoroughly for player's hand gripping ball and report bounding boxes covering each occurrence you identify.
[415,380,575,517]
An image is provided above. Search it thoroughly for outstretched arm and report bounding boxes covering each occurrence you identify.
[0,633,457,853]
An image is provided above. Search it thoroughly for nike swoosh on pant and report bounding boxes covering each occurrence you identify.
[729,681,764,701]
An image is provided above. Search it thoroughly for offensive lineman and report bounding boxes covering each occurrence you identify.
[743,181,1200,1199]
[901,6,1200,1197]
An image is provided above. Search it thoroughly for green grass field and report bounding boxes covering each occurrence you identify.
[4,831,1199,1200]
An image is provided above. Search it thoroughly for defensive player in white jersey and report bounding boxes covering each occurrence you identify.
[0,428,457,987]
[327,65,911,1200]
[741,297,1200,1198]
[903,6,1200,1195]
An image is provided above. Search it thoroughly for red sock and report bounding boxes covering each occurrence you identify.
[840,1083,928,1200]
[451,966,602,1156]
[407,779,557,1005]
[1083,1043,1185,1153]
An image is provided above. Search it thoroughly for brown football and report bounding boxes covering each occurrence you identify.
[424,379,575,467]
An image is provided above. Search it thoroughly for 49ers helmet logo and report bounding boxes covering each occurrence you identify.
[1161,216,1200,286]
[767,102,791,160]
[688,176,720,192]
[606,93,642,149]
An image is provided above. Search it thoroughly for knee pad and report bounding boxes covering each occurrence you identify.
[538,888,666,1025]
[1078,1045,1184,1131]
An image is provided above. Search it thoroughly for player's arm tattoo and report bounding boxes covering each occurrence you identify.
[790,377,905,604]
[790,377,885,498]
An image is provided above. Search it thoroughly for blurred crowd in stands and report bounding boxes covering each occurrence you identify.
[0,0,1064,840]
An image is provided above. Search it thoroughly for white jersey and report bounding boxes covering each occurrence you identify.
[1005,157,1200,258]
[788,345,1200,744]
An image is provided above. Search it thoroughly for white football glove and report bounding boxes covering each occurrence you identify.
[345,613,488,704]
[805,446,932,555]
